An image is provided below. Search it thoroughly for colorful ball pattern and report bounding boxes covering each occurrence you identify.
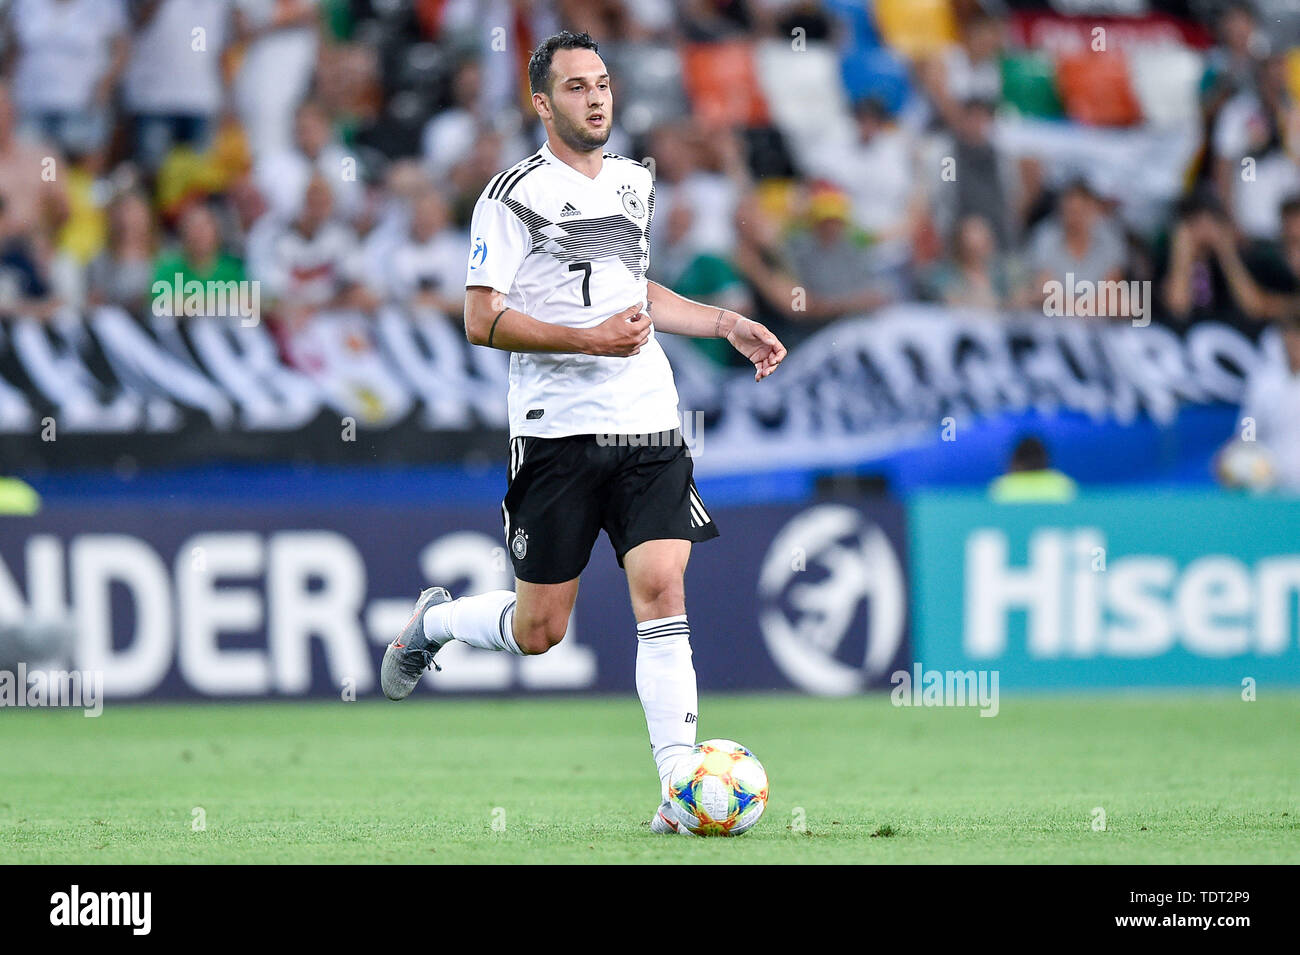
[667,739,769,836]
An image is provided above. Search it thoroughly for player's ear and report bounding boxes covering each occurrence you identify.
[532,91,550,121]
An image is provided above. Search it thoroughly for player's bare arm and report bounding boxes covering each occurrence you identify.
[645,280,786,382]
[465,285,650,356]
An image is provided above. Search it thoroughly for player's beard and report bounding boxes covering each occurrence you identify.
[552,107,611,154]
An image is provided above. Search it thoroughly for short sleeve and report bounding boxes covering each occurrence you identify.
[466,197,531,294]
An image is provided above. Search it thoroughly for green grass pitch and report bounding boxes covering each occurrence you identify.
[2,692,1297,864]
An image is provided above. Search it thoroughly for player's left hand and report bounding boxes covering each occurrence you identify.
[727,317,786,382]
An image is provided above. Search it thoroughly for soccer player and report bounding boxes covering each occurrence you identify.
[381,30,786,831]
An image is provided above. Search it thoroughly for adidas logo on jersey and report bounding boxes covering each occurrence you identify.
[559,202,582,217]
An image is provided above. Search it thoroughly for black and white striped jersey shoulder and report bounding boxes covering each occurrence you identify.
[483,150,547,203]
[601,151,648,165]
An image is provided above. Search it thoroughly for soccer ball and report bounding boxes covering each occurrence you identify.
[666,739,769,836]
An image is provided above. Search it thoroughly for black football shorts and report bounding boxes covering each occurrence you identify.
[501,429,719,584]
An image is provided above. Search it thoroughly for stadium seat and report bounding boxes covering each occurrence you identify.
[755,40,856,170]
[840,44,913,115]
[1056,52,1143,127]
[822,0,883,51]
[601,42,689,137]
[1000,52,1063,119]
[1284,47,1300,106]
[755,177,799,215]
[872,0,957,60]
[682,42,770,128]
[1129,46,1203,127]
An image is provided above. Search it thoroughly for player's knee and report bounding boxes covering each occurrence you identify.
[513,615,567,655]
[633,576,685,618]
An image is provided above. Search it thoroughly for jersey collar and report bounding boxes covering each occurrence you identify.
[541,140,605,183]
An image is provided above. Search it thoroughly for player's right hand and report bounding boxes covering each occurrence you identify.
[586,304,651,357]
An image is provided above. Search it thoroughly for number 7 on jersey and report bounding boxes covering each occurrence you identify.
[568,261,592,307]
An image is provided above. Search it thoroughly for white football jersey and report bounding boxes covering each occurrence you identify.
[465,141,680,438]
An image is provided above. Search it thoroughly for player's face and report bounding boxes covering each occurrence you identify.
[540,48,612,153]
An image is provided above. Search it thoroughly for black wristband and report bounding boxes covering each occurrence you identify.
[487,307,508,348]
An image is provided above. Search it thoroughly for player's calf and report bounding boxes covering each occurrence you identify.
[510,577,580,654]
[511,614,568,654]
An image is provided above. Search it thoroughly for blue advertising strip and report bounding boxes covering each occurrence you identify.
[909,492,1300,688]
[0,498,910,699]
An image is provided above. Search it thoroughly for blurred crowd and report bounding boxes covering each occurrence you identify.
[2,0,1300,370]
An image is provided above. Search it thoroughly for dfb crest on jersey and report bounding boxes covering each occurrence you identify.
[511,527,528,560]
[619,187,645,219]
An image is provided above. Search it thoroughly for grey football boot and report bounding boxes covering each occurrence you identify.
[650,800,679,834]
[649,800,695,836]
[381,587,453,701]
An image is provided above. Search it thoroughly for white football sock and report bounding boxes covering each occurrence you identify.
[636,615,698,800]
[423,591,523,655]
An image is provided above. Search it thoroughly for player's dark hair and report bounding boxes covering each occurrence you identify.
[528,30,600,97]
